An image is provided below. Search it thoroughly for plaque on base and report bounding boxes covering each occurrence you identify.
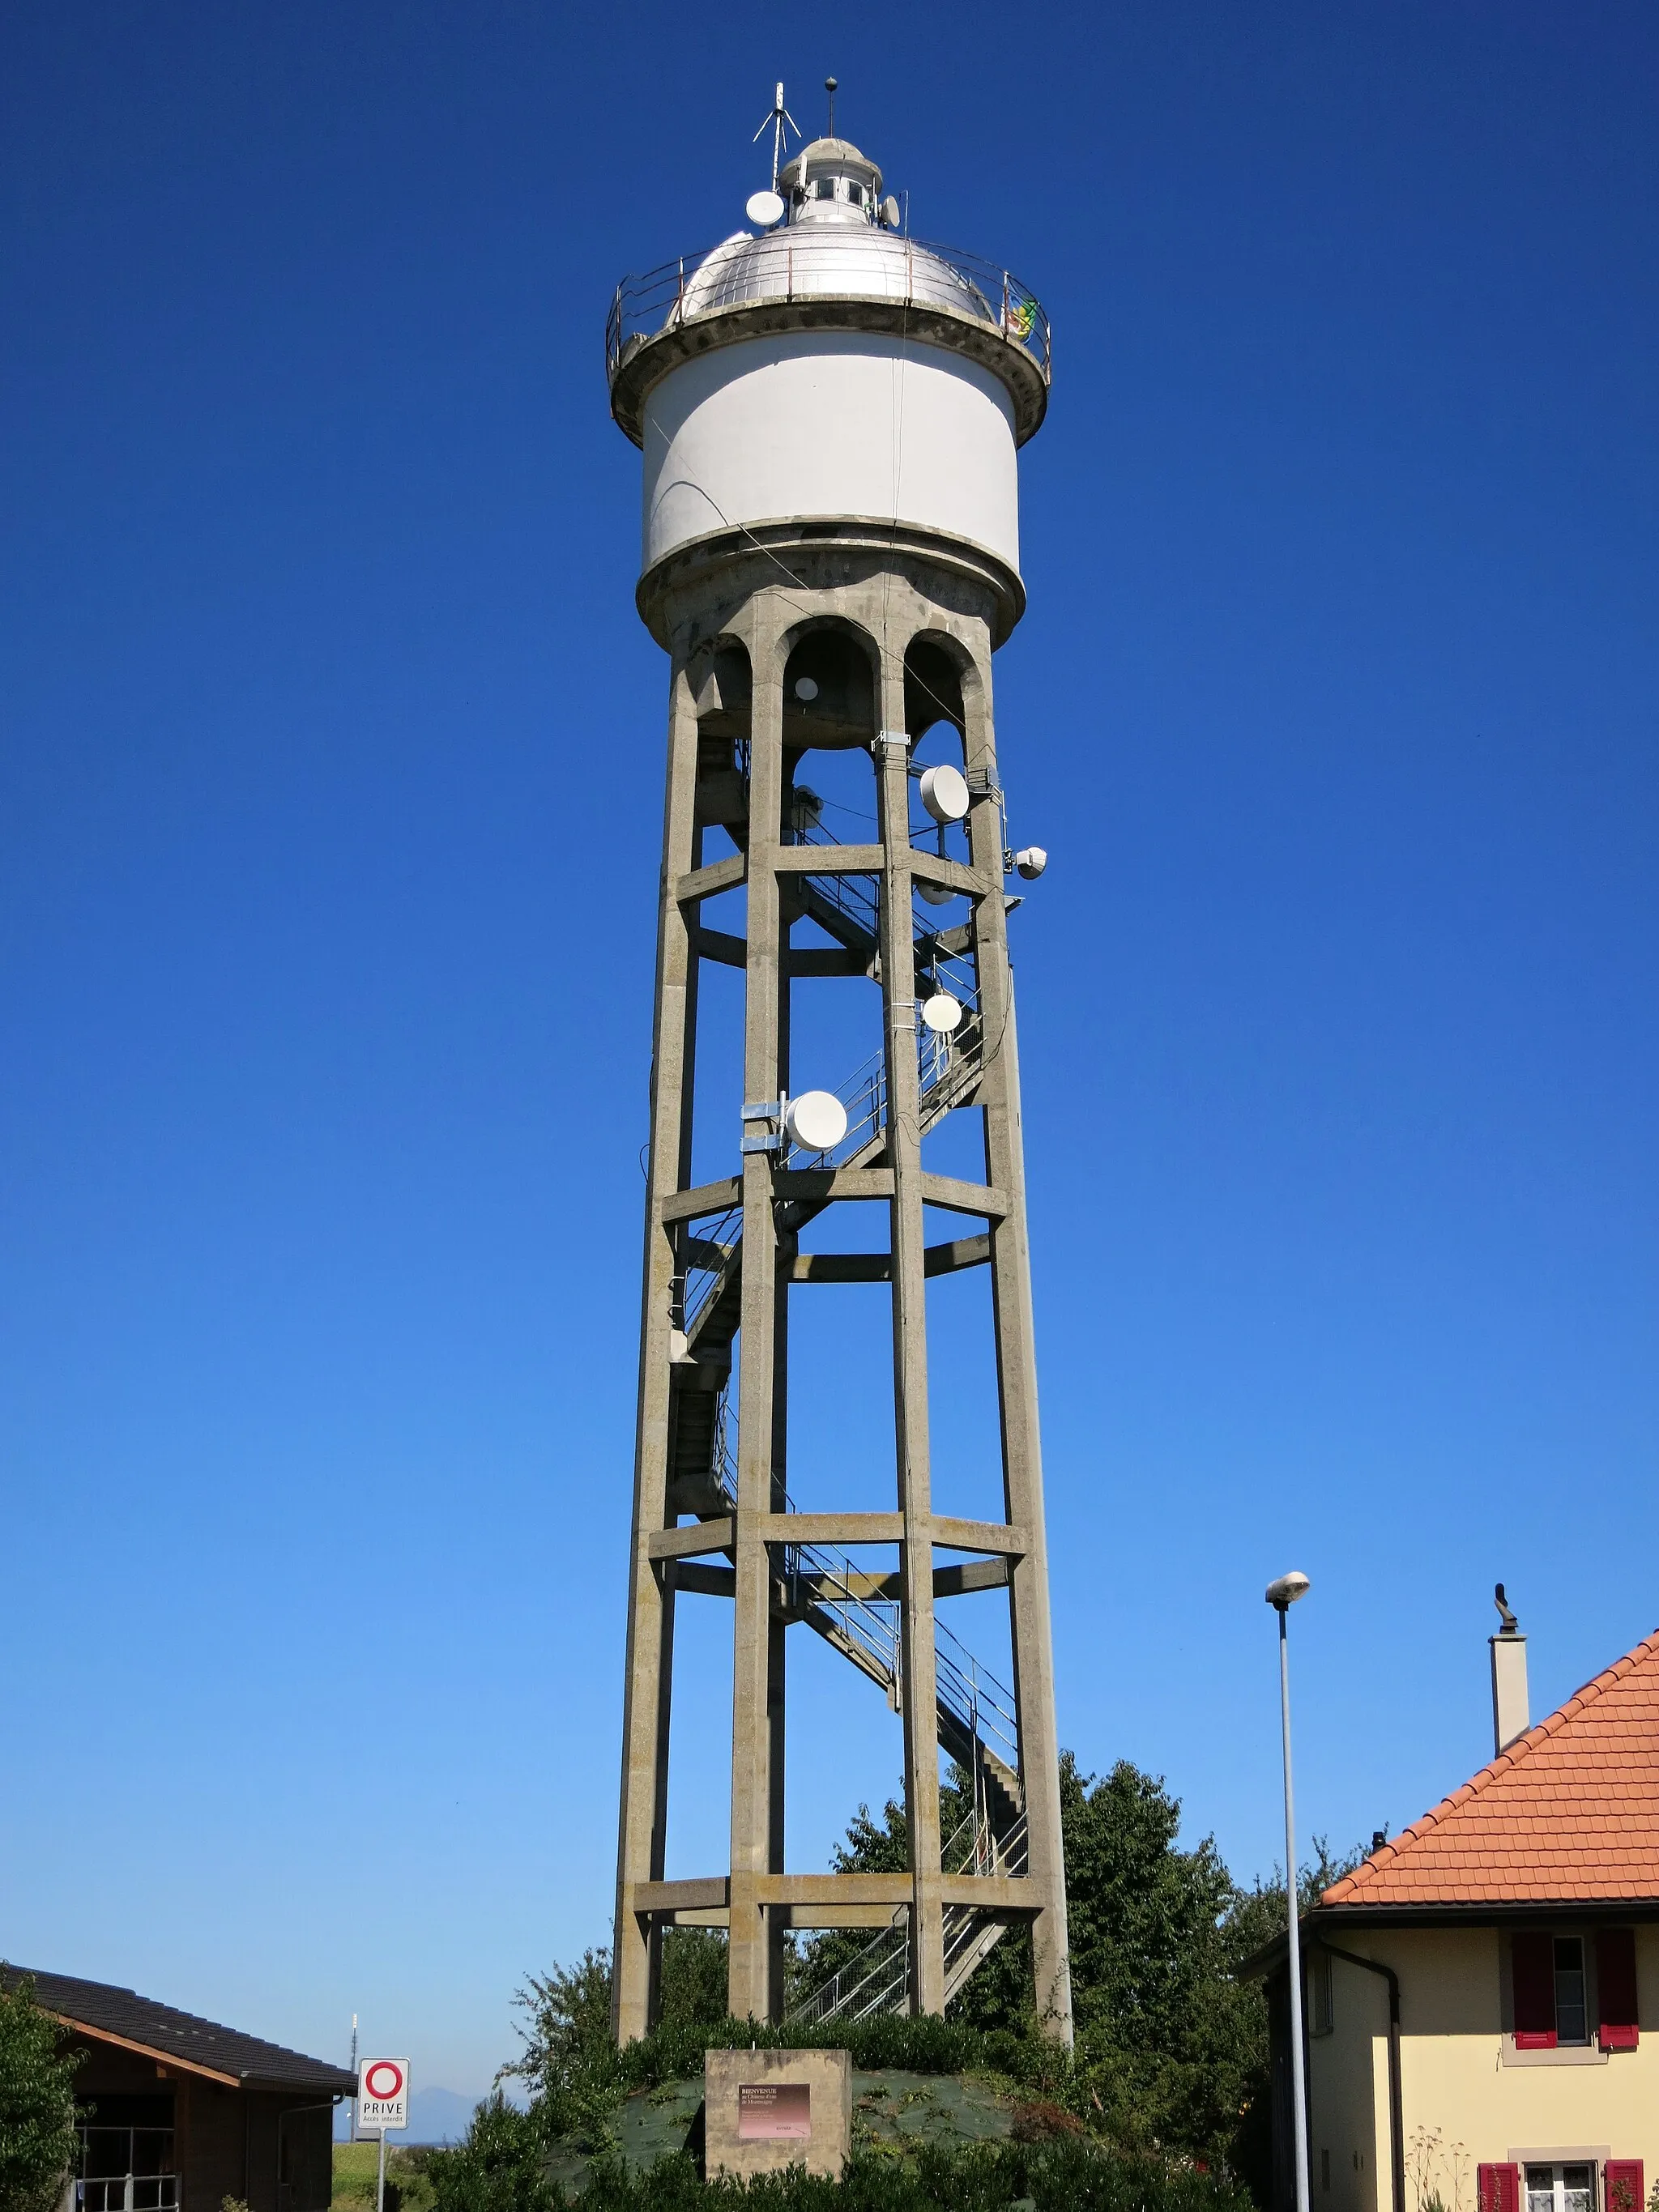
[704,2048,851,2180]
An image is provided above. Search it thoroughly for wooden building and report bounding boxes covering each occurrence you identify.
[6,1967,356,2212]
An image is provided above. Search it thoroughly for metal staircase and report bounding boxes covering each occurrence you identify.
[667,786,1026,2019]
[787,1806,1030,2027]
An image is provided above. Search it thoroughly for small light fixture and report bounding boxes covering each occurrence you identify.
[1265,1570,1311,1610]
[1014,846,1047,880]
[793,676,819,702]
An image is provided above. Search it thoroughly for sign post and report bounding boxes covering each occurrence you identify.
[356,2057,410,2212]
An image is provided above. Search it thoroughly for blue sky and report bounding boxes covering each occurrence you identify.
[2,0,1656,2108]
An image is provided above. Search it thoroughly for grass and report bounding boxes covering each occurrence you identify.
[335,2138,440,2212]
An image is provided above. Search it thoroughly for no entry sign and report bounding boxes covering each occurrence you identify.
[358,2057,411,2135]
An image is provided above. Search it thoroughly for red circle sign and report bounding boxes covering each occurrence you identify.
[365,2062,403,2100]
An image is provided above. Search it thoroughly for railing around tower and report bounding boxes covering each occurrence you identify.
[606,232,1051,386]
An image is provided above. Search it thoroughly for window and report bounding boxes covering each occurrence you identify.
[1525,2166,1593,2212]
[75,2105,177,2212]
[847,183,864,207]
[1553,1937,1589,2044]
[75,2114,177,2203]
[1308,1950,1334,2036]
[1512,1930,1594,2049]
[813,178,834,201]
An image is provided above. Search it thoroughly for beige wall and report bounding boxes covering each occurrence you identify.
[1309,1927,1659,2212]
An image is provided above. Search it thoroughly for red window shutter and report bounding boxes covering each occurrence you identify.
[1604,2163,1644,2212]
[1512,1931,1558,2048]
[1479,2163,1521,2212]
[1597,1929,1640,2051]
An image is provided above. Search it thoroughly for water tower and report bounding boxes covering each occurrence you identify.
[605,87,1073,2045]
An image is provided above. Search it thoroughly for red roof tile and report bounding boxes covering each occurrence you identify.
[1322,1629,1659,1908]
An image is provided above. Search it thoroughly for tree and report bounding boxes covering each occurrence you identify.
[1222,1835,1366,1968]
[809,1757,1293,2164]
[501,1950,616,2130]
[499,1932,731,2133]
[0,1971,82,2212]
[427,2096,552,2212]
[966,1757,1269,2154]
[655,1931,728,2033]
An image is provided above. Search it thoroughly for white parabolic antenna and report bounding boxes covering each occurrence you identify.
[784,1089,848,1153]
[919,763,970,824]
[746,189,786,229]
[922,993,964,1034]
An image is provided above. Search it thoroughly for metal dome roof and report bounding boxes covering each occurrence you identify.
[678,225,997,326]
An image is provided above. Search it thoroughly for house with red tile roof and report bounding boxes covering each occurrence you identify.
[1259,1608,1659,2212]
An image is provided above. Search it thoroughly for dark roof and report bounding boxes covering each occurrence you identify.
[2,1967,356,2094]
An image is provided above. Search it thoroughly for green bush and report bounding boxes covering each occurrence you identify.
[574,2138,1251,2211]
[0,1971,83,2212]
[429,2095,557,2212]
[432,2106,1252,2212]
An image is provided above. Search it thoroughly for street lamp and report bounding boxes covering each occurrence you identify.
[1267,1570,1312,2212]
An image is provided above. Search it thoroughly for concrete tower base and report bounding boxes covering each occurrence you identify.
[611,534,1073,2045]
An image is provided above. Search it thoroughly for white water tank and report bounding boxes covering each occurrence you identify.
[607,134,1050,604]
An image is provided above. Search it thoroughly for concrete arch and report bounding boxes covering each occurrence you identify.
[776,615,881,752]
[902,627,999,794]
[685,633,754,742]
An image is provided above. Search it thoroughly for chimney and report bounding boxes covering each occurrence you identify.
[1490,1583,1529,1754]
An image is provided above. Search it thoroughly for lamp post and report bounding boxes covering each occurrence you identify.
[1267,1570,1312,2212]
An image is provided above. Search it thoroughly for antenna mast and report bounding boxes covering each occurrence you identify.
[752,81,799,190]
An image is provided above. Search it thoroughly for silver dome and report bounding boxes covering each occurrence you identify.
[677,226,997,328]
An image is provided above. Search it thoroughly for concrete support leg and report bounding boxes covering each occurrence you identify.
[728,611,785,2023]
[613,663,703,2043]
[967,697,1074,2045]
[876,713,945,2017]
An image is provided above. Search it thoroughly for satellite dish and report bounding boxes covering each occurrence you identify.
[881,195,901,229]
[921,993,964,1034]
[919,763,970,825]
[784,1090,848,1153]
[746,189,786,229]
[793,676,819,701]
[915,879,953,906]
